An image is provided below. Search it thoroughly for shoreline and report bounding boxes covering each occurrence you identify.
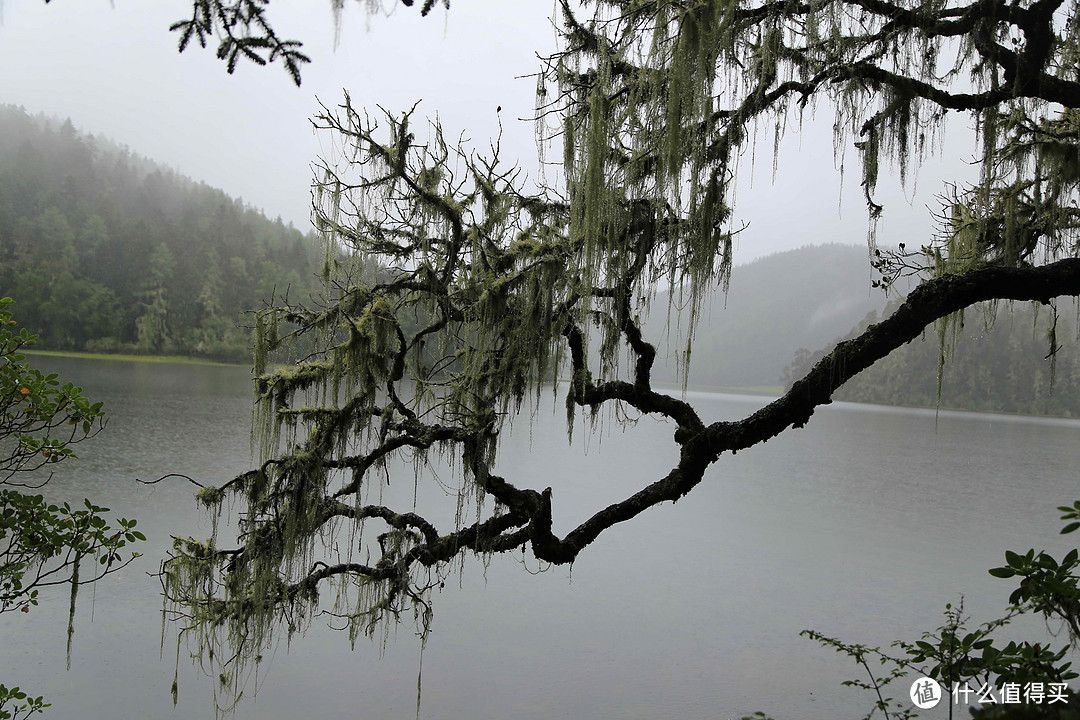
[23,349,247,368]
[23,352,1080,421]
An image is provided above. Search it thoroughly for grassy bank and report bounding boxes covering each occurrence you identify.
[24,349,247,368]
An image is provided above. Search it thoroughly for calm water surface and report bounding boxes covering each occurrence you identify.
[1,356,1078,720]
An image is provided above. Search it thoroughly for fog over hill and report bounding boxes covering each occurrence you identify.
[646,244,890,389]
[649,243,1080,418]
[0,106,324,362]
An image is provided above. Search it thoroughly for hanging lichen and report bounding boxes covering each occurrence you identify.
[162,0,1080,712]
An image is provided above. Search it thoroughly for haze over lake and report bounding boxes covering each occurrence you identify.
[2,355,1076,720]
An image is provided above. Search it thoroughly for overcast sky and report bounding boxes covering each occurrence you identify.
[0,0,977,264]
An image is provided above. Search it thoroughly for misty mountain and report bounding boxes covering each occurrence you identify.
[645,244,891,388]
[746,249,1080,417]
[0,105,324,362]
[647,242,1080,417]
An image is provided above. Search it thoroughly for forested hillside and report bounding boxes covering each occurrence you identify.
[828,300,1080,416]
[654,242,1080,418]
[780,292,1080,416]
[0,105,323,362]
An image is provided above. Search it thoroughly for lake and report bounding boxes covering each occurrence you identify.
[2,355,1078,720]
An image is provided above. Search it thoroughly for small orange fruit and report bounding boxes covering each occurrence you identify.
[19,387,30,395]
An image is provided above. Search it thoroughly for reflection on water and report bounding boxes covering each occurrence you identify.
[2,356,1078,720]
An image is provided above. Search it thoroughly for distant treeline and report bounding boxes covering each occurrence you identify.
[784,299,1080,417]
[0,105,324,362]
